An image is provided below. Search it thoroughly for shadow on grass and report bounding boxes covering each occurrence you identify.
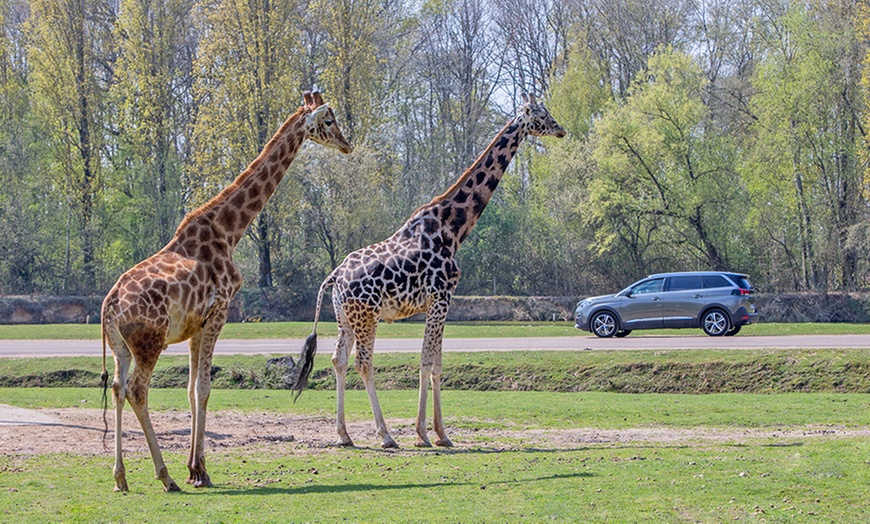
[323,443,698,454]
[200,471,595,496]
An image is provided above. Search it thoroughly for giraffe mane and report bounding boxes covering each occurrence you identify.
[174,105,308,235]
[410,115,517,215]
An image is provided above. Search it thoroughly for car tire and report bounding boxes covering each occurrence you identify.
[615,330,632,338]
[590,311,618,338]
[724,325,741,336]
[701,308,730,336]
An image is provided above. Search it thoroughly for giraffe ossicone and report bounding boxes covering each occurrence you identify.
[291,94,566,448]
[100,91,351,492]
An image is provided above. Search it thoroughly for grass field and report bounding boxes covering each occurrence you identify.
[2,320,870,340]
[3,322,870,521]
[2,388,870,522]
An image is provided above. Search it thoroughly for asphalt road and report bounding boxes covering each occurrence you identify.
[1,334,869,358]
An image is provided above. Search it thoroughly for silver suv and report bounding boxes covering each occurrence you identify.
[575,271,758,337]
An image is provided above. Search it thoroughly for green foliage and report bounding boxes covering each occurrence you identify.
[24,0,116,292]
[109,0,193,261]
[0,0,869,299]
[742,2,866,291]
[589,47,742,278]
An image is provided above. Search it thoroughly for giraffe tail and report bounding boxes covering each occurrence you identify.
[290,273,335,402]
[100,307,110,451]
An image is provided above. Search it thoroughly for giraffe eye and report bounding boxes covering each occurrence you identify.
[324,119,334,126]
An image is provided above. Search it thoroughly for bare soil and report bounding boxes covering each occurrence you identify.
[2,405,869,456]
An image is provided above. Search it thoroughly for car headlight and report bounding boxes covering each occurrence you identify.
[576,300,590,310]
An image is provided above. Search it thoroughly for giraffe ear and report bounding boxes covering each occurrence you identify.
[303,91,314,107]
[528,93,537,106]
[521,92,529,104]
[306,104,329,124]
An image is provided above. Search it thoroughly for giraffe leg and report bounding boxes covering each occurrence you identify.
[417,300,452,447]
[126,351,180,492]
[109,335,132,492]
[431,349,453,447]
[332,321,355,447]
[415,361,431,447]
[351,311,398,449]
[187,309,226,488]
[185,332,202,484]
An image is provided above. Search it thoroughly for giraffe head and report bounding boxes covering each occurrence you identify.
[302,91,353,154]
[520,93,567,138]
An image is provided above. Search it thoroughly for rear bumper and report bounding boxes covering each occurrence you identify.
[732,308,758,326]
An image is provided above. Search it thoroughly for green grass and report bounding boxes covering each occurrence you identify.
[2,436,869,522]
[3,348,870,393]
[1,320,870,340]
[3,330,870,521]
[3,387,870,429]
[2,388,870,522]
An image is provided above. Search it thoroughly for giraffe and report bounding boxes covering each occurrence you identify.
[99,91,352,492]
[290,94,566,448]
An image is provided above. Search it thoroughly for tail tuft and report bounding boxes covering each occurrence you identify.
[290,333,318,402]
[100,308,110,452]
[100,369,109,450]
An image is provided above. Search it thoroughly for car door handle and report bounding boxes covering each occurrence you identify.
[652,297,661,301]
[692,294,702,299]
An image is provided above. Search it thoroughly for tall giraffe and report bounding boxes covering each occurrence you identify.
[100,92,352,492]
[291,94,565,448]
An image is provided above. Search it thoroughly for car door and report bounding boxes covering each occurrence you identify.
[662,275,705,328]
[619,278,665,329]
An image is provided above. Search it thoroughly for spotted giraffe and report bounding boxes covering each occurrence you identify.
[100,92,351,492]
[291,94,566,448]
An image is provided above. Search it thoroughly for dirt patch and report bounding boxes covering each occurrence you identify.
[1,406,868,456]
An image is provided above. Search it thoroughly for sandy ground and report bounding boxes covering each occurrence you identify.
[2,404,868,456]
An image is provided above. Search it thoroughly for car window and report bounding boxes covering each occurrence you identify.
[701,275,730,288]
[668,275,703,292]
[631,278,664,295]
[734,276,754,290]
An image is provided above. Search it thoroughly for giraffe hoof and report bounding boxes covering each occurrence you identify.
[165,481,182,492]
[414,439,433,448]
[435,437,454,447]
[382,439,399,449]
[337,437,355,447]
[113,483,129,493]
[193,476,213,488]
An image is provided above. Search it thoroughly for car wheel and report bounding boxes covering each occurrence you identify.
[724,325,741,336]
[701,308,730,336]
[590,311,618,338]
[615,330,632,338]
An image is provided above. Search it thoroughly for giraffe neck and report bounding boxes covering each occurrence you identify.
[416,114,527,251]
[174,108,307,252]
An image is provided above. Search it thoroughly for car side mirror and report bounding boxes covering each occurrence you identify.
[620,290,632,298]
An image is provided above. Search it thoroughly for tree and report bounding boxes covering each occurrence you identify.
[490,0,568,97]
[391,0,502,222]
[315,0,408,143]
[571,0,693,98]
[0,0,54,294]
[191,0,303,288]
[111,0,196,266]
[590,47,742,277]
[745,1,867,290]
[25,0,117,292]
